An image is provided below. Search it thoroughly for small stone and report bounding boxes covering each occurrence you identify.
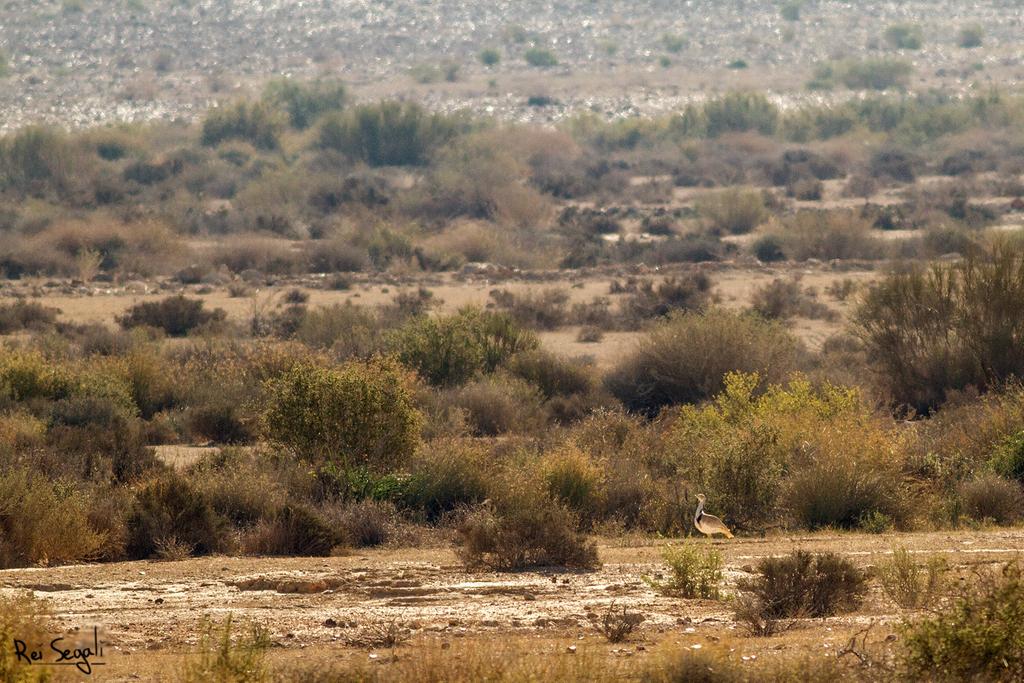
[324,618,338,627]
[566,645,577,654]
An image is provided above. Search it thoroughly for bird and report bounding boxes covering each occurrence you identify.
[694,494,733,539]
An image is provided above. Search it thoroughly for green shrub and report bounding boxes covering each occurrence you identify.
[703,92,778,137]
[261,357,421,469]
[117,295,226,336]
[126,473,226,559]
[838,58,913,90]
[390,307,538,386]
[646,542,723,599]
[878,546,948,609]
[182,616,269,683]
[489,288,569,330]
[201,100,284,150]
[606,310,800,416]
[884,24,923,50]
[504,349,592,399]
[959,25,984,49]
[261,78,346,129]
[781,1,801,21]
[524,47,558,68]
[661,34,686,53]
[991,430,1024,482]
[456,488,599,571]
[479,48,501,66]
[0,126,80,197]
[316,101,466,166]
[738,550,866,620]
[0,349,76,403]
[401,439,490,521]
[538,445,606,523]
[902,562,1024,681]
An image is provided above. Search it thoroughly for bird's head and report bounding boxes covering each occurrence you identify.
[696,493,706,502]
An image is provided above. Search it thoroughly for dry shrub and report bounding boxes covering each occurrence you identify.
[118,295,226,336]
[606,310,801,416]
[182,616,270,683]
[402,438,490,522]
[0,467,106,568]
[188,449,286,526]
[294,302,381,358]
[750,278,836,321]
[456,494,599,571]
[126,473,227,559]
[243,503,340,556]
[489,288,569,330]
[878,546,948,609]
[419,219,545,270]
[0,592,51,682]
[958,474,1022,525]
[537,444,607,524]
[503,349,593,399]
[0,299,59,333]
[697,188,767,234]
[772,211,886,261]
[442,374,545,436]
[333,499,396,547]
[590,603,645,643]
[856,244,1024,413]
[207,235,304,275]
[736,551,866,636]
[621,273,712,321]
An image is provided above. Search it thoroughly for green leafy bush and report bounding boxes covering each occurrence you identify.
[697,188,767,234]
[524,47,558,68]
[646,542,723,599]
[316,101,466,166]
[261,357,421,470]
[201,100,284,150]
[390,307,538,386]
[959,25,984,49]
[261,78,346,130]
[884,24,923,50]
[902,562,1024,681]
[126,473,227,559]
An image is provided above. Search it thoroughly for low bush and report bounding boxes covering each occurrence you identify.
[245,502,342,555]
[959,25,984,49]
[750,278,835,321]
[261,357,421,469]
[621,274,712,321]
[0,467,106,568]
[538,445,607,524]
[902,562,1024,681]
[0,593,51,682]
[201,100,283,150]
[182,616,269,683]
[443,374,545,436]
[645,542,723,599]
[334,499,396,548]
[884,23,923,50]
[524,48,558,68]
[489,288,569,330]
[958,474,1022,525]
[261,77,346,130]
[316,101,466,167]
[878,546,948,609]
[456,487,599,571]
[697,189,767,234]
[773,211,885,261]
[126,473,227,559]
[390,307,538,386]
[401,439,490,522]
[606,310,801,416]
[504,349,592,399]
[117,295,226,336]
[0,299,59,333]
[736,551,866,632]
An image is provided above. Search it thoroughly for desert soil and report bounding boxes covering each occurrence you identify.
[2,528,1023,681]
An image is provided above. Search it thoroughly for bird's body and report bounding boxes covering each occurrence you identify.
[694,494,733,539]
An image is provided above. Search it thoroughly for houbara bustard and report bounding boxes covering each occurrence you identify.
[694,494,733,539]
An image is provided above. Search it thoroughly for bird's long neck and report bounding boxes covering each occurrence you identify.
[695,499,704,524]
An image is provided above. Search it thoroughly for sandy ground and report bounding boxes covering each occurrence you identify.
[2,528,1023,681]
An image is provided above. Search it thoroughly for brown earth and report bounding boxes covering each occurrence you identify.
[3,528,1022,681]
